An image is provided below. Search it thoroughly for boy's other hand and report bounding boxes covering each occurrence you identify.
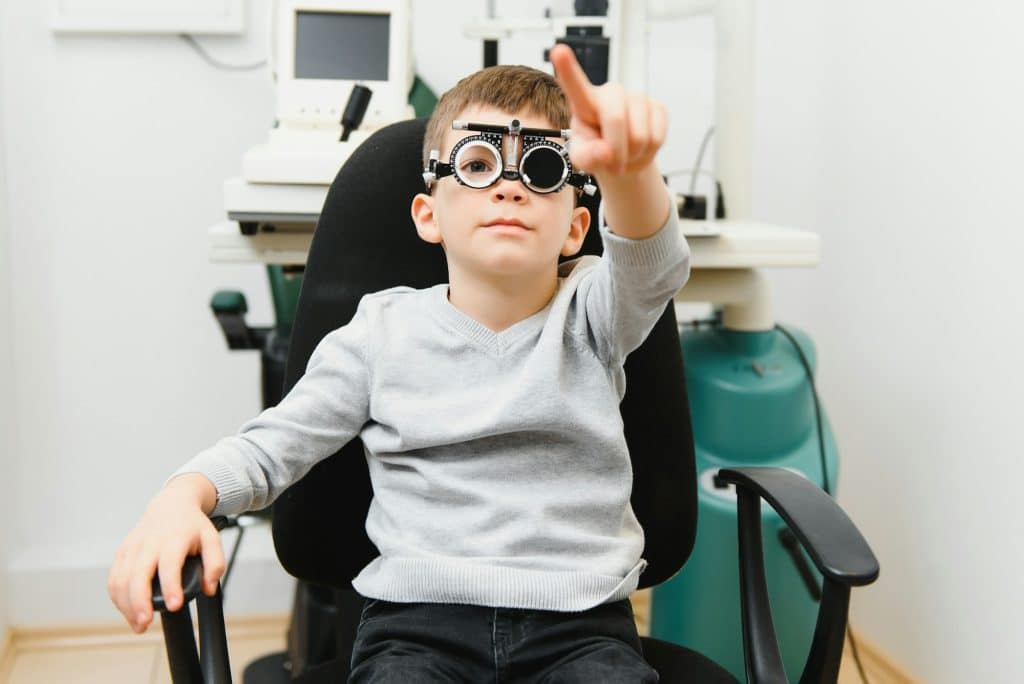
[550,43,667,181]
[107,474,225,634]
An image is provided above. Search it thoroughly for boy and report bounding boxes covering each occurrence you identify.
[109,45,689,682]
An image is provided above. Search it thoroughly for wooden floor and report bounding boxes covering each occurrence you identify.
[0,593,913,683]
[0,614,286,684]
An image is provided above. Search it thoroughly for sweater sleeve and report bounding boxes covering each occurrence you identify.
[573,186,691,366]
[169,298,373,517]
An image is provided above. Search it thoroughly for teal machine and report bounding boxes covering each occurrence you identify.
[649,320,839,680]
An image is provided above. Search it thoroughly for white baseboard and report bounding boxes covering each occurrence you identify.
[6,526,294,627]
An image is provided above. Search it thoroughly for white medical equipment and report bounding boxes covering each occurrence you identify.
[215,0,820,331]
[226,0,414,231]
[464,0,746,237]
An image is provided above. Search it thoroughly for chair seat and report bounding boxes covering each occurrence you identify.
[291,636,738,683]
[641,636,739,683]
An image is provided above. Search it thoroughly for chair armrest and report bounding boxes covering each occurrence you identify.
[717,467,879,585]
[151,556,205,610]
[150,517,233,684]
[715,467,879,684]
[210,290,269,351]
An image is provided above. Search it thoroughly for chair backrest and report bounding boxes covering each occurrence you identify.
[271,118,698,590]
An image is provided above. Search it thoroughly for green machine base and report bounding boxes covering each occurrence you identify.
[649,325,838,681]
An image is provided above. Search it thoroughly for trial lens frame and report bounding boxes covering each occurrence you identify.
[422,119,597,196]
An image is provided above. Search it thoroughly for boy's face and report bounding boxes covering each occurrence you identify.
[411,104,590,280]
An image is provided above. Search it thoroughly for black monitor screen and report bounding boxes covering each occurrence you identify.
[295,11,390,80]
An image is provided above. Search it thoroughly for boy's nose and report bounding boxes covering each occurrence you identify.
[491,177,526,203]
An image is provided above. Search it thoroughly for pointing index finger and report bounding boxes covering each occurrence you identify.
[550,44,598,123]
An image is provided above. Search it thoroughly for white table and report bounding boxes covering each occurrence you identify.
[208,219,820,331]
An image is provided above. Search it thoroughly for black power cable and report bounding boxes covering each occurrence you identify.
[773,324,829,495]
[847,626,872,683]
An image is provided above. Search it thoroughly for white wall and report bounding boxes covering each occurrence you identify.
[752,2,1024,682]
[2,0,1021,680]
[0,0,12,642]
[1,0,289,624]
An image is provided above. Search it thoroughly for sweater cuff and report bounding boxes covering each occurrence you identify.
[168,457,252,518]
[597,187,687,270]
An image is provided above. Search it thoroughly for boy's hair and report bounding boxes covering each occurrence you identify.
[422,64,570,168]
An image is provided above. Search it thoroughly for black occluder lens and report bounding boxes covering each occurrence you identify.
[522,147,565,190]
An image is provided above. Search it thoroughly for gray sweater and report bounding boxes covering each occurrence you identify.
[174,201,689,612]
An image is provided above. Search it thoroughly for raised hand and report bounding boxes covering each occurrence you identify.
[550,44,668,181]
[550,44,671,239]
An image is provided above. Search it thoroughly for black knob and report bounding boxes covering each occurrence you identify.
[339,84,373,142]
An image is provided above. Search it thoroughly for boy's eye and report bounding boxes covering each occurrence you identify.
[461,158,493,173]
[453,141,501,187]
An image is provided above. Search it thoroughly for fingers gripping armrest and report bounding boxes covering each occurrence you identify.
[151,556,205,610]
[150,517,232,684]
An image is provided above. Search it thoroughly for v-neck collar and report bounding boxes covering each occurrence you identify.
[430,283,557,354]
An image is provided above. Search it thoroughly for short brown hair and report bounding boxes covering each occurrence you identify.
[422,65,570,167]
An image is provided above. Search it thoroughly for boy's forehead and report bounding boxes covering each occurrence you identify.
[440,104,563,155]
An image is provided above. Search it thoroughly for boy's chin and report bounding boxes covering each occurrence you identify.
[458,253,554,279]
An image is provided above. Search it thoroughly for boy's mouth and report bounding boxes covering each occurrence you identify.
[483,217,531,232]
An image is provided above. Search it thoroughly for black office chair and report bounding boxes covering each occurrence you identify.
[152,118,878,683]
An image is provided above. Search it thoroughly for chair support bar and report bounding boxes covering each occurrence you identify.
[198,586,233,683]
[736,489,789,684]
[799,580,850,684]
[159,602,203,683]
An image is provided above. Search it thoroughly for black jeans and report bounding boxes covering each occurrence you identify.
[348,598,659,683]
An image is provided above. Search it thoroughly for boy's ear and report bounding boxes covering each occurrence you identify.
[560,205,591,257]
[411,193,443,245]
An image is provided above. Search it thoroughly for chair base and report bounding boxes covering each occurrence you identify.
[242,651,290,684]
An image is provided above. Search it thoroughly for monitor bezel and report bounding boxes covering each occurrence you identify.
[275,0,412,131]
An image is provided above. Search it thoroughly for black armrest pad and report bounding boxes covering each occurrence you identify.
[151,556,204,611]
[718,467,879,585]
